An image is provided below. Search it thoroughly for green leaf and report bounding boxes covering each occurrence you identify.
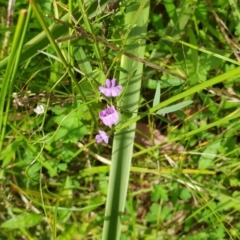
[58,163,68,171]
[121,110,133,120]
[153,80,161,107]
[151,185,169,201]
[41,157,58,177]
[180,188,192,200]
[57,223,81,240]
[145,204,171,222]
[155,114,172,123]
[53,107,88,143]
[51,105,69,115]
[143,79,158,89]
[143,78,184,89]
[1,213,43,229]
[145,203,159,222]
[0,140,22,167]
[160,206,172,221]
[198,140,221,169]
[170,182,180,206]
[74,47,92,75]
[156,100,193,115]
[57,176,73,222]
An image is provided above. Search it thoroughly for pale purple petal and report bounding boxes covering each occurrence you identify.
[111,85,122,97]
[105,79,111,88]
[99,78,122,97]
[101,133,109,144]
[95,130,109,144]
[95,135,102,143]
[111,78,116,87]
[99,106,119,127]
[99,86,112,97]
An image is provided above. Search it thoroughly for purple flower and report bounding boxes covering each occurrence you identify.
[99,105,118,127]
[95,130,109,144]
[99,78,122,97]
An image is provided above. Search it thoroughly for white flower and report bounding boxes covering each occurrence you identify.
[34,104,45,115]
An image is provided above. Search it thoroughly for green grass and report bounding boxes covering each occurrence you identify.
[0,0,240,239]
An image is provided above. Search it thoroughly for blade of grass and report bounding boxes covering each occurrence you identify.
[0,9,28,153]
[68,0,74,94]
[156,100,193,115]
[0,0,110,69]
[0,9,73,69]
[116,65,240,131]
[102,1,150,239]
[164,35,240,66]
[133,109,240,158]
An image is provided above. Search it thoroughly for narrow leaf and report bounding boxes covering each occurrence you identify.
[153,80,161,107]
[156,100,193,115]
[1,213,43,229]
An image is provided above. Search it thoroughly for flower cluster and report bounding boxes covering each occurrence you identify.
[95,78,122,144]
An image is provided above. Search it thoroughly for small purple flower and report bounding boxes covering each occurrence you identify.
[99,78,122,97]
[95,130,109,144]
[99,105,118,127]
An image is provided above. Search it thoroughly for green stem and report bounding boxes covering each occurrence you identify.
[102,1,150,239]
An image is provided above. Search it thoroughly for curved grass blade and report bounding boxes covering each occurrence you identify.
[116,65,240,131]
[0,9,29,152]
[156,100,193,115]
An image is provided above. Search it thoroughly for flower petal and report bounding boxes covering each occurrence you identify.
[34,104,45,115]
[99,78,122,97]
[111,78,116,87]
[111,85,122,97]
[99,86,112,97]
[95,130,109,144]
[99,106,119,127]
[100,130,109,144]
[105,79,111,88]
